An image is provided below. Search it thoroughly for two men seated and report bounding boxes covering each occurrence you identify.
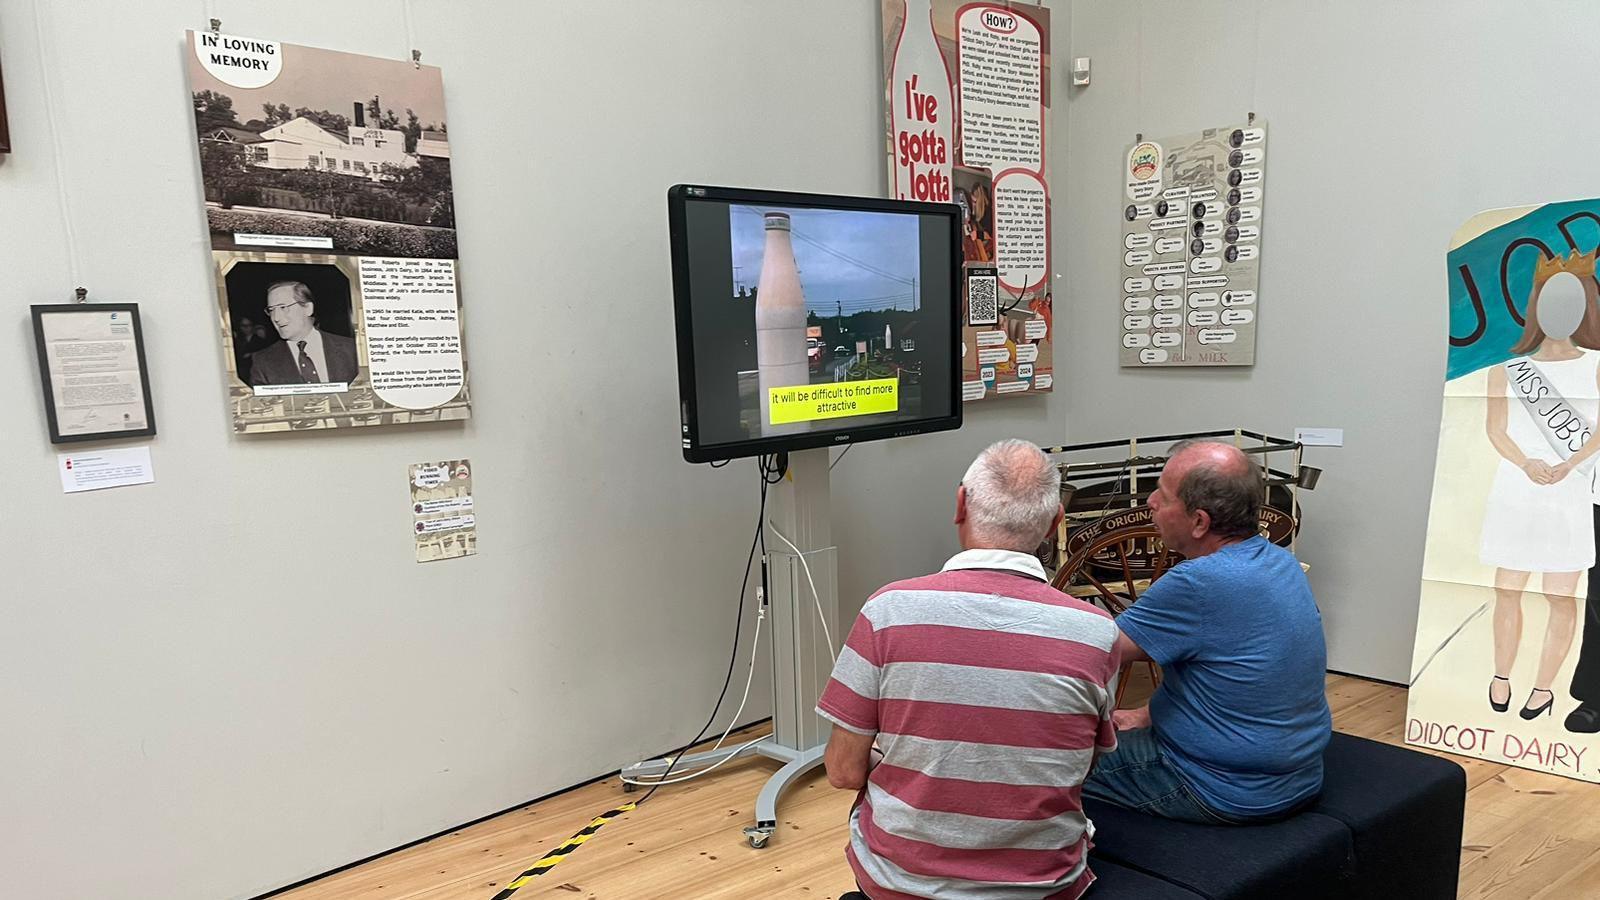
[820,439,1331,899]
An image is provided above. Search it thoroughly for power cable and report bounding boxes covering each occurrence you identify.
[489,459,771,897]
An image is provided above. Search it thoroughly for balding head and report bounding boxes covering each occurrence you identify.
[957,439,1063,551]
[1164,440,1264,540]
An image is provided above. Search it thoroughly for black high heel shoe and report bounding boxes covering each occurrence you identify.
[1489,675,1511,713]
[1520,688,1555,720]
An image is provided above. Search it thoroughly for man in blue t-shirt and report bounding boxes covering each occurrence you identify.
[1083,440,1332,824]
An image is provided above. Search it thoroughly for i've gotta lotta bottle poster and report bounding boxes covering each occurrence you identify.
[881,0,1054,401]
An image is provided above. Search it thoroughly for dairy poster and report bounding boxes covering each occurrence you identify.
[881,0,1054,400]
[1408,200,1600,782]
[186,32,470,432]
[1119,123,1265,367]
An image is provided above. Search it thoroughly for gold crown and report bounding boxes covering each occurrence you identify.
[1535,248,1598,284]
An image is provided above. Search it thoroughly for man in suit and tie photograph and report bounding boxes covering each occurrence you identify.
[249,280,359,386]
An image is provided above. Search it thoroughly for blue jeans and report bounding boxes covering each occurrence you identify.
[1083,727,1246,825]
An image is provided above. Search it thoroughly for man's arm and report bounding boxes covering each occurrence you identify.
[1109,625,1156,730]
[1115,624,1151,664]
[823,725,877,790]
[247,348,271,386]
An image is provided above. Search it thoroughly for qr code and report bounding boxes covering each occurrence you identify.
[967,268,999,326]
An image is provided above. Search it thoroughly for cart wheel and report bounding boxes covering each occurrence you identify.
[748,832,769,849]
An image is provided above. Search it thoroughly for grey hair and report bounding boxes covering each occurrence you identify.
[1167,440,1263,539]
[265,280,316,306]
[961,439,1062,550]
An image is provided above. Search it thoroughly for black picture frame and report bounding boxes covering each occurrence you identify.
[0,55,10,154]
[31,303,158,444]
[667,184,964,464]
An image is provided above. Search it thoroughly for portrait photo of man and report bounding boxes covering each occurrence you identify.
[249,280,358,386]
[224,261,359,388]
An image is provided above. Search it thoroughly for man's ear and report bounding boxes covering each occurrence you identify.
[1051,502,1065,535]
[1191,507,1211,540]
[954,484,968,525]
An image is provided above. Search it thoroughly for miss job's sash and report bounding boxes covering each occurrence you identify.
[1504,357,1596,468]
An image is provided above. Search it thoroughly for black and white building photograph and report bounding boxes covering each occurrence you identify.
[188,36,456,259]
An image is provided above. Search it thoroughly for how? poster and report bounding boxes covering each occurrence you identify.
[186,31,470,433]
[881,0,1053,401]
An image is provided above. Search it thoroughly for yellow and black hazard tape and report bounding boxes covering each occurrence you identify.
[489,802,637,899]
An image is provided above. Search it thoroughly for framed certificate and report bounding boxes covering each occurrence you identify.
[31,304,157,444]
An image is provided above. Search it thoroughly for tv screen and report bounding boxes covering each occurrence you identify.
[669,185,963,463]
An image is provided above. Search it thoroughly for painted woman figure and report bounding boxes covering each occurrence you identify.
[970,181,994,259]
[1482,251,1600,718]
[953,187,991,263]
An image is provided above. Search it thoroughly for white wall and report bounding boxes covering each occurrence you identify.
[20,0,1581,894]
[0,2,1068,898]
[1061,0,1600,681]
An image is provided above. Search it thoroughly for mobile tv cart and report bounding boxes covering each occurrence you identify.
[621,448,839,849]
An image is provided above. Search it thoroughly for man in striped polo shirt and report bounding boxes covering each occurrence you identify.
[818,439,1121,900]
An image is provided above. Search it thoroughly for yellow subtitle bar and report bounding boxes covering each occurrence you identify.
[768,377,900,425]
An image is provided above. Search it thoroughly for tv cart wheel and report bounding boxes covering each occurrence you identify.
[744,824,775,849]
[621,781,638,793]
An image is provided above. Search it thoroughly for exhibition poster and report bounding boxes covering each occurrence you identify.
[410,459,476,562]
[1119,123,1265,367]
[881,0,1054,401]
[186,31,470,433]
[1408,199,1600,782]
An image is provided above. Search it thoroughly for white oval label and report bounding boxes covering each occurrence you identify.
[195,31,282,89]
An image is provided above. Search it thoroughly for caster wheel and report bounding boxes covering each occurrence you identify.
[621,781,638,793]
[748,833,769,849]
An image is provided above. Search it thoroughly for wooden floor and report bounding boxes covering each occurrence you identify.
[276,675,1600,900]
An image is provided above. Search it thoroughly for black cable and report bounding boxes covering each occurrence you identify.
[485,470,767,897]
[634,458,766,806]
[759,460,772,608]
[487,459,780,895]
[759,452,787,484]
[829,444,852,471]
[1091,457,1137,518]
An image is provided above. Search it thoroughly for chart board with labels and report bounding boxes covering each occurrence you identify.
[1119,123,1265,367]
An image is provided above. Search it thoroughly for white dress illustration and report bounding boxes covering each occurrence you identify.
[1479,351,1600,572]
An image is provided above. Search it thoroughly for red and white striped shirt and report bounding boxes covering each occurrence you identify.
[816,549,1120,900]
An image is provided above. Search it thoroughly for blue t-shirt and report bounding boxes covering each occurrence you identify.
[1116,536,1331,817]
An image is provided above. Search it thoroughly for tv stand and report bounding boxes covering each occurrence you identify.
[621,447,839,849]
